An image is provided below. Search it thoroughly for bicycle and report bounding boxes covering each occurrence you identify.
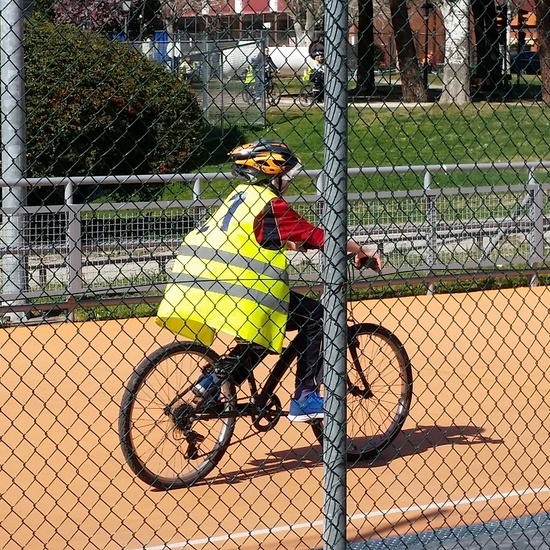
[240,75,281,107]
[119,259,413,490]
[298,81,322,106]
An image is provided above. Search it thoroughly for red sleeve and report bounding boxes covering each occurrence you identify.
[271,198,325,248]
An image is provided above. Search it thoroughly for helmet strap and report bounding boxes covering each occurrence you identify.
[270,175,287,196]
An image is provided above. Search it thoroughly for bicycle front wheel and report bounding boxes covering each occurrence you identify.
[311,323,412,461]
[119,341,237,489]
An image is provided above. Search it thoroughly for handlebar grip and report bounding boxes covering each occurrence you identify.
[357,255,380,271]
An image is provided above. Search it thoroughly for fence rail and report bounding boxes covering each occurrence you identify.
[1,161,550,321]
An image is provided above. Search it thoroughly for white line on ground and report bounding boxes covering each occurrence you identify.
[135,485,550,550]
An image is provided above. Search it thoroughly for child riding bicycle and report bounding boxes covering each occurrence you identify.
[156,139,381,422]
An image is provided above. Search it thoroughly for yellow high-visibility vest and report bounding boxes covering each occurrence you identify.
[245,64,255,84]
[156,184,290,352]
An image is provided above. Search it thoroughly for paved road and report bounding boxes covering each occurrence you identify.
[1,287,550,549]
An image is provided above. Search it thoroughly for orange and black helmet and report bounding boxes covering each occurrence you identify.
[229,139,299,184]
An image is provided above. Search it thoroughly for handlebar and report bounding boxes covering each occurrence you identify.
[347,252,381,273]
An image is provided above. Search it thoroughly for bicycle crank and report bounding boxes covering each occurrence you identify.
[252,394,283,432]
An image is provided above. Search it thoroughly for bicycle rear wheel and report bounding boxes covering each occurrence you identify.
[311,323,412,461]
[267,81,281,106]
[241,83,255,105]
[298,84,312,106]
[119,341,237,489]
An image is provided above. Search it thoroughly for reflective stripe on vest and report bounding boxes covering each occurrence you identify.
[176,244,289,284]
[172,274,288,315]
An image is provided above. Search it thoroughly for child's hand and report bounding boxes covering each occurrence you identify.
[355,250,382,272]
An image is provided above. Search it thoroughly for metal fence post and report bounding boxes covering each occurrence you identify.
[423,170,437,294]
[65,181,82,322]
[1,0,27,322]
[193,175,207,227]
[322,0,349,547]
[528,168,544,287]
[201,36,213,121]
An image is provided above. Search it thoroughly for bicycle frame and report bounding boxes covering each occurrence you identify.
[202,324,368,429]
[243,337,300,404]
[195,336,302,429]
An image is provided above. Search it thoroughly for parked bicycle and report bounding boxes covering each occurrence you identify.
[119,258,413,489]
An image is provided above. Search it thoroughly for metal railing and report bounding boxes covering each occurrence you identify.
[1,160,550,320]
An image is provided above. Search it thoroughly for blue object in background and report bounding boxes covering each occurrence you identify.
[510,51,540,75]
[154,30,170,65]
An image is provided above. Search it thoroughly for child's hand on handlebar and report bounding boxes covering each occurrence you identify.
[355,247,382,272]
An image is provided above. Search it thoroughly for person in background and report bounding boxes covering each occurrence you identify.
[251,47,278,100]
[179,56,196,81]
[157,139,381,422]
[304,51,325,103]
[309,34,325,59]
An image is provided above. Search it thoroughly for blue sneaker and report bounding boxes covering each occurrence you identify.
[192,372,220,403]
[288,390,324,422]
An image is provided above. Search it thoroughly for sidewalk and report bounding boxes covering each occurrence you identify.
[345,512,550,549]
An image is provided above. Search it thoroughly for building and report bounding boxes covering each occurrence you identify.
[178,0,294,43]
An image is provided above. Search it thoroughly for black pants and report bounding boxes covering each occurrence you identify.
[286,291,324,399]
[311,72,324,102]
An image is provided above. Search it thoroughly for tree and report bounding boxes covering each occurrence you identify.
[52,0,127,32]
[286,0,323,48]
[534,0,550,103]
[30,0,57,20]
[352,0,376,96]
[471,0,503,93]
[439,0,471,105]
[159,0,231,38]
[390,0,426,101]
[350,0,425,100]
[24,18,208,202]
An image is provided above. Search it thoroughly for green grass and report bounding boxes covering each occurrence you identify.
[170,102,550,201]
[76,99,550,321]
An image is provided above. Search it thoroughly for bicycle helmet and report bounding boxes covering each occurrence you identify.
[229,139,300,187]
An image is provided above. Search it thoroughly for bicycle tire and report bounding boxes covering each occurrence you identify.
[311,323,412,461]
[119,341,237,489]
[298,85,312,106]
[267,81,281,107]
[241,83,255,106]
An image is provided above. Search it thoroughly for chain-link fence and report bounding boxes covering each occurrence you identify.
[2,0,550,549]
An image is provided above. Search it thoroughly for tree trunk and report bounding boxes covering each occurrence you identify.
[440,0,471,105]
[471,0,503,93]
[305,7,316,46]
[294,21,306,47]
[351,0,376,96]
[534,0,550,103]
[390,0,426,102]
